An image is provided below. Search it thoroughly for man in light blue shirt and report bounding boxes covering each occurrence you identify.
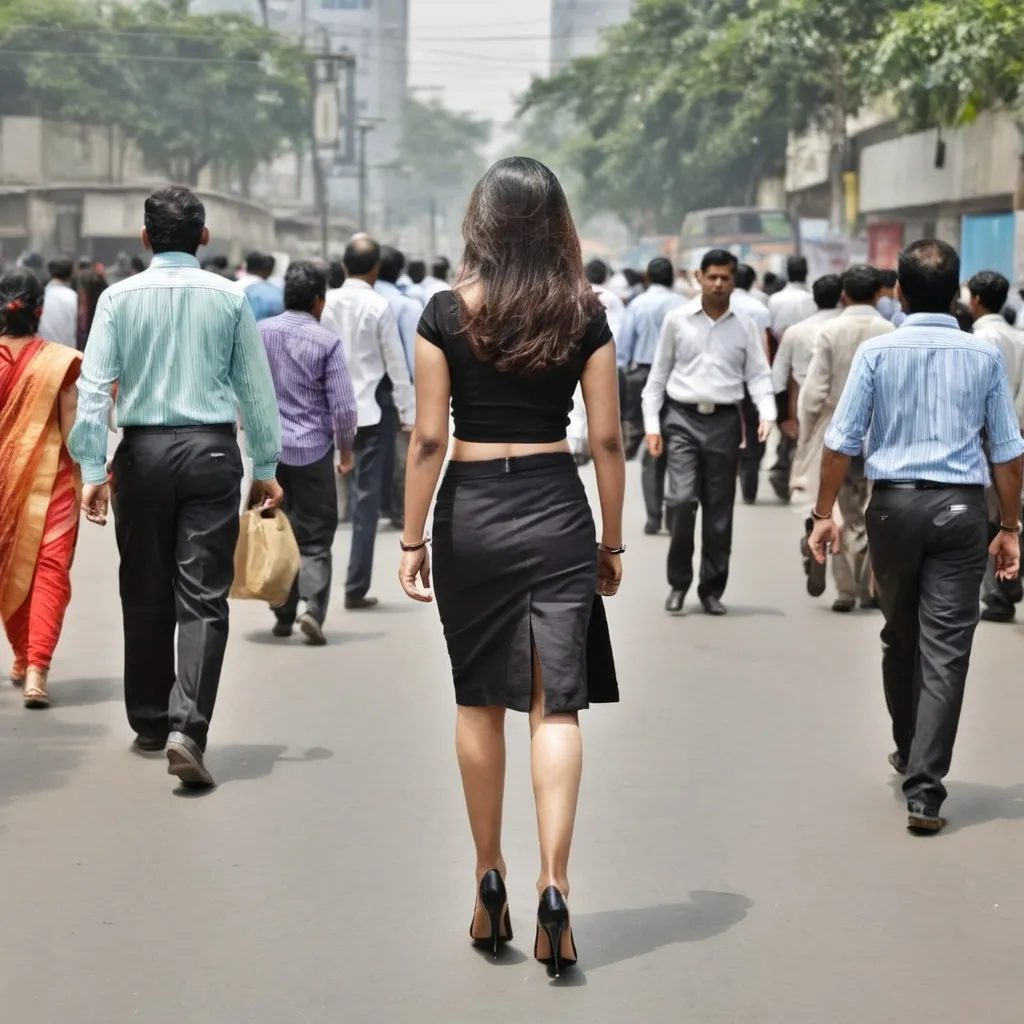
[809,239,1024,835]
[374,245,420,528]
[616,257,685,532]
[244,251,284,322]
[70,186,282,790]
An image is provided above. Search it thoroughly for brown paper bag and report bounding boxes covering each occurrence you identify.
[230,508,300,607]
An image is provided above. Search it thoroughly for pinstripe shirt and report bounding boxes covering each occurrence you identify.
[69,252,282,485]
[259,311,357,466]
[824,313,1024,484]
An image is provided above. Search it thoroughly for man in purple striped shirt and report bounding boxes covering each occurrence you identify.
[259,261,357,644]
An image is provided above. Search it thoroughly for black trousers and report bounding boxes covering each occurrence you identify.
[866,485,989,808]
[113,425,242,751]
[275,449,339,627]
[621,364,649,460]
[377,398,400,522]
[663,401,742,598]
[345,423,386,599]
[641,443,667,525]
[739,392,765,503]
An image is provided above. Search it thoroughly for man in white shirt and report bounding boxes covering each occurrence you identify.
[375,245,421,531]
[37,257,79,348]
[586,259,626,338]
[768,255,818,341]
[734,264,773,504]
[732,264,772,335]
[321,236,414,609]
[420,256,452,303]
[968,270,1024,623]
[642,248,776,615]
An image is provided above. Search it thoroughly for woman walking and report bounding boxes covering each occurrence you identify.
[0,269,83,707]
[399,157,625,975]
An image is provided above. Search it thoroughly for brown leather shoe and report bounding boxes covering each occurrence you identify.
[345,596,380,611]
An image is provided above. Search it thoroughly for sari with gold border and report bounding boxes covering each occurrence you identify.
[0,339,82,625]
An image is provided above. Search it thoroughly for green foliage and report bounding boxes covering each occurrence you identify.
[0,0,310,186]
[873,0,1024,129]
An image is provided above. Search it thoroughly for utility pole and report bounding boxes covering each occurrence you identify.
[355,120,382,234]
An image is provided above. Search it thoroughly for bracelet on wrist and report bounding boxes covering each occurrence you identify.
[811,508,832,522]
[598,543,626,555]
[999,522,1021,534]
[399,537,430,552]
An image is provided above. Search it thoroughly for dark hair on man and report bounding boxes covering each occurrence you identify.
[0,268,45,337]
[898,239,961,315]
[841,265,882,305]
[647,257,674,288]
[246,251,275,277]
[786,255,809,284]
[130,255,146,274]
[378,245,405,285]
[77,255,94,270]
[344,236,381,277]
[1002,306,1018,327]
[432,256,451,281]
[734,263,756,291]
[763,271,782,294]
[211,254,229,270]
[407,259,426,285]
[967,270,1010,315]
[327,258,346,290]
[812,273,843,309]
[459,155,603,375]
[144,186,206,256]
[47,257,74,282]
[951,300,974,333]
[283,260,327,314]
[700,248,738,274]
[880,269,898,289]
[586,259,610,286]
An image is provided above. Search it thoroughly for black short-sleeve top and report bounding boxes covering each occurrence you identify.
[416,290,613,443]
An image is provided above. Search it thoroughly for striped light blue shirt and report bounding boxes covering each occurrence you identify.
[69,252,282,485]
[616,284,686,368]
[825,313,1024,484]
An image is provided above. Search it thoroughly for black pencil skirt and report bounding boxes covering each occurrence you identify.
[432,453,619,715]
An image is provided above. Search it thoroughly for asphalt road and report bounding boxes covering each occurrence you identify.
[3,465,1024,1023]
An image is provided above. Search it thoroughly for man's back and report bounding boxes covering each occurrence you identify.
[246,278,284,322]
[38,280,79,348]
[731,289,771,334]
[810,308,894,409]
[618,284,684,366]
[773,308,839,391]
[973,313,1024,424]
[768,282,817,336]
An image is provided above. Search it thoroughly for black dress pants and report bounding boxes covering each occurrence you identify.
[739,391,764,503]
[275,448,339,627]
[663,401,742,598]
[113,425,242,751]
[641,443,667,525]
[622,364,649,460]
[866,485,989,809]
[345,423,386,600]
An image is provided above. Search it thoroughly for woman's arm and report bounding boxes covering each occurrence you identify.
[399,336,451,601]
[57,381,79,450]
[581,341,625,549]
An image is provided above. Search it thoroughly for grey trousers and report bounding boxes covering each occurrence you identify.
[833,457,873,601]
[663,401,742,598]
[866,485,988,809]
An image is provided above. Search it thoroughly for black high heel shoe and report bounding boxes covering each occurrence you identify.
[534,886,578,976]
[470,869,513,956]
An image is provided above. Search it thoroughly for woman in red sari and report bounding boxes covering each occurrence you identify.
[0,269,82,708]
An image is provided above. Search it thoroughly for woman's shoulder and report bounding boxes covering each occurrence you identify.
[418,289,462,347]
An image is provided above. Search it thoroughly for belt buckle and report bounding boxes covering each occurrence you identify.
[696,402,716,415]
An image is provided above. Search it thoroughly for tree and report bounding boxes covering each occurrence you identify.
[0,0,309,191]
[518,0,790,236]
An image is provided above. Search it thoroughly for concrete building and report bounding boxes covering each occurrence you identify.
[194,0,409,233]
[551,0,634,71]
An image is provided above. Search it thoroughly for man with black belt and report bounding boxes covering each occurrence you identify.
[643,249,776,615]
[70,186,283,789]
[260,261,357,644]
[809,240,1024,834]
[616,256,685,529]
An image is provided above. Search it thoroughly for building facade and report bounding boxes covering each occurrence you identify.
[551,0,634,71]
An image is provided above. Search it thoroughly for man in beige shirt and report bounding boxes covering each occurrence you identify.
[798,266,894,611]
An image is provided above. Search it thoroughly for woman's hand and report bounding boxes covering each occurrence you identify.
[597,549,622,598]
[399,545,433,602]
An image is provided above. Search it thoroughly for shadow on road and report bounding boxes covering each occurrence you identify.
[937,781,1024,834]
[50,676,120,707]
[242,630,388,647]
[571,889,753,973]
[173,744,335,797]
[0,708,106,816]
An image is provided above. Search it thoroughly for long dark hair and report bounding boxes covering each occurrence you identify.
[0,268,44,338]
[458,156,602,374]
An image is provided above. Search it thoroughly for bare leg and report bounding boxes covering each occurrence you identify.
[529,645,582,960]
[456,705,508,937]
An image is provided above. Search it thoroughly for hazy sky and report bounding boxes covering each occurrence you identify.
[408,0,551,130]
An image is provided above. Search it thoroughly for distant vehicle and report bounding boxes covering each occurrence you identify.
[677,207,798,278]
